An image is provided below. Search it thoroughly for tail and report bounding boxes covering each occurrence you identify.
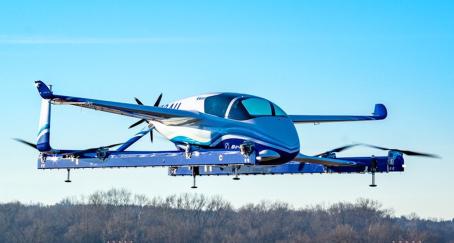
[36,81,52,152]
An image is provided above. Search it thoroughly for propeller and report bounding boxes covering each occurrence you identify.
[153,93,163,107]
[75,143,123,153]
[14,138,123,157]
[128,93,163,143]
[134,97,144,106]
[13,138,38,150]
[314,144,359,157]
[128,119,147,129]
[360,144,440,158]
[315,143,440,159]
[65,143,124,158]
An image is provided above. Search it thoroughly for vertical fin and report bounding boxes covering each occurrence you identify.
[36,95,52,152]
[35,80,54,99]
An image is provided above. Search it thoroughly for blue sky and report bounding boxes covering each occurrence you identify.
[1,1,453,219]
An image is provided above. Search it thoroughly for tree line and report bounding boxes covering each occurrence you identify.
[0,188,453,243]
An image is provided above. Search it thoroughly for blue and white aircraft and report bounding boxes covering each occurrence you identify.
[16,81,438,188]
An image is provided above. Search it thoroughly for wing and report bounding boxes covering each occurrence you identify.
[288,104,387,124]
[293,153,359,167]
[35,81,201,126]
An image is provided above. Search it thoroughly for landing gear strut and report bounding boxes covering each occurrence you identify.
[65,169,72,183]
[191,175,197,189]
[191,167,199,189]
[369,156,377,187]
[370,172,377,187]
[233,166,240,180]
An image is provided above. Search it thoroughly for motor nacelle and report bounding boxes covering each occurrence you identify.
[96,147,110,160]
[387,150,404,171]
[240,142,254,156]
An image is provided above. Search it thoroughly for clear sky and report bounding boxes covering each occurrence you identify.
[1,0,453,219]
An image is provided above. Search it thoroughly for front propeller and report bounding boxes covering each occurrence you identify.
[315,143,439,188]
[360,144,440,158]
[128,93,163,143]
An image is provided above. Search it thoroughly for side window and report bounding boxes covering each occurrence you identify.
[241,98,272,116]
[204,95,234,117]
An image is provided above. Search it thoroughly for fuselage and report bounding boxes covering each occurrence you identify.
[151,93,300,164]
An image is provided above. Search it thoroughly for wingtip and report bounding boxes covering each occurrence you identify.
[373,104,387,119]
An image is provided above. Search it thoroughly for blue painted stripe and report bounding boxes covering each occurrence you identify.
[37,124,50,136]
[170,133,300,154]
[170,136,213,146]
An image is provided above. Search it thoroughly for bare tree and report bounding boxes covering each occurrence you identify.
[0,189,452,243]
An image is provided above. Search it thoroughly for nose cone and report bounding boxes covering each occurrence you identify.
[247,117,300,153]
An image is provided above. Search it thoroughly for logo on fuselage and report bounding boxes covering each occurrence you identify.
[224,142,241,150]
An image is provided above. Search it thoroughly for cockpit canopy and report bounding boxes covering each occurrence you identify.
[204,93,287,120]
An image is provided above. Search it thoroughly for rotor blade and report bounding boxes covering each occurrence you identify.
[134,97,144,106]
[68,143,124,157]
[361,144,440,158]
[129,97,149,129]
[87,142,124,151]
[13,138,37,150]
[77,143,124,153]
[154,93,163,107]
[148,124,155,143]
[314,144,360,157]
[103,143,124,149]
[128,119,147,129]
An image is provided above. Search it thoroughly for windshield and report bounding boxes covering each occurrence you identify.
[228,97,287,120]
[273,103,287,116]
[241,98,272,116]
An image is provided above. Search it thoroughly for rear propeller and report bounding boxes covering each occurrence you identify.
[13,138,38,150]
[63,143,124,158]
[14,138,123,157]
[315,143,440,158]
[128,93,163,143]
